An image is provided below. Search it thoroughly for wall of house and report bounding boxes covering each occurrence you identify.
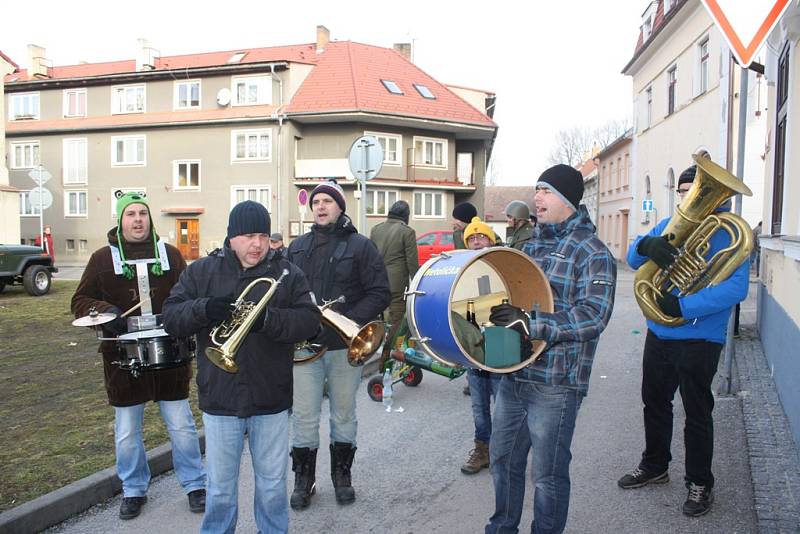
[598,139,633,260]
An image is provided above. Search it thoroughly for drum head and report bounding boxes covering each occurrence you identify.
[407,248,554,373]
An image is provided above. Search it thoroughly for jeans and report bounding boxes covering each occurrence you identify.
[201,411,289,534]
[486,375,583,534]
[114,400,205,498]
[292,348,362,448]
[639,330,722,487]
[469,369,501,443]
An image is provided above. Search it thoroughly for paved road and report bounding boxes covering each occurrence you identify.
[48,270,761,533]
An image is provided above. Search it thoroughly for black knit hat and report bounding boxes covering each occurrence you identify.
[310,179,346,212]
[537,164,584,211]
[388,200,410,224]
[227,201,271,240]
[678,165,696,187]
[452,202,478,224]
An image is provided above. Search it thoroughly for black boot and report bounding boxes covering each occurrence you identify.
[330,441,357,505]
[290,447,317,510]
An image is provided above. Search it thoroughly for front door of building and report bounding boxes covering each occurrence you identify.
[176,219,200,260]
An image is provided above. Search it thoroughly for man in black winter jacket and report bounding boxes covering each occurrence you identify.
[163,201,320,534]
[287,179,391,510]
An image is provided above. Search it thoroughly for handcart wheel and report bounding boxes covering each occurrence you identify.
[367,376,383,402]
[402,366,423,387]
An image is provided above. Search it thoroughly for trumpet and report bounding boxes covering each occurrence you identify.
[206,269,289,372]
[294,296,385,367]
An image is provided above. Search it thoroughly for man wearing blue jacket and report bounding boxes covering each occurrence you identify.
[486,165,617,534]
[618,165,750,518]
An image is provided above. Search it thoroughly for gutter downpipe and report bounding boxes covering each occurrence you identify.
[270,65,285,233]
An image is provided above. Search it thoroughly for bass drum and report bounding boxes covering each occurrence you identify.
[406,247,553,373]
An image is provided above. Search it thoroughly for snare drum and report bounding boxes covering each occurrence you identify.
[406,247,553,373]
[117,328,195,371]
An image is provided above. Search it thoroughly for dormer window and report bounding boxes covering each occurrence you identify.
[227,52,247,64]
[414,84,435,99]
[381,80,403,95]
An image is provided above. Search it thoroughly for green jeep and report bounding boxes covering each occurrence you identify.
[0,244,58,296]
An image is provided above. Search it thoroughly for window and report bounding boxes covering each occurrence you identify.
[416,233,436,246]
[174,160,201,190]
[644,87,652,129]
[772,43,790,234]
[79,239,88,252]
[608,162,614,192]
[414,84,435,99]
[19,191,41,216]
[667,67,677,115]
[10,92,40,120]
[10,141,40,168]
[231,129,271,161]
[63,89,87,117]
[66,239,75,252]
[413,191,444,218]
[111,188,146,218]
[366,132,402,165]
[174,80,201,109]
[112,135,146,166]
[232,75,271,106]
[440,233,454,246]
[65,190,88,217]
[698,39,709,94]
[231,185,271,211]
[63,138,88,184]
[381,80,403,95]
[112,85,145,114]
[413,136,447,167]
[365,190,399,216]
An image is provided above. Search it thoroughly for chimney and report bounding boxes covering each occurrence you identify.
[393,43,412,62]
[27,44,50,79]
[316,25,330,54]
[136,38,158,71]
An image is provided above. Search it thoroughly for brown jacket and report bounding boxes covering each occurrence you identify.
[71,228,190,407]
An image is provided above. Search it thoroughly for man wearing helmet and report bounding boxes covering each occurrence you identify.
[504,200,535,250]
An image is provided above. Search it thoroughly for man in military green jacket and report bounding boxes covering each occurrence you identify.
[370,200,419,365]
[505,200,535,250]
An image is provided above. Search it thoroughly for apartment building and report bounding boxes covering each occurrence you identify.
[0,50,21,244]
[596,130,633,261]
[4,28,497,263]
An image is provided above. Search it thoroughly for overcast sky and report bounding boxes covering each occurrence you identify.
[3,0,642,186]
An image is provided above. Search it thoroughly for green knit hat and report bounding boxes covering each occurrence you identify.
[115,191,162,279]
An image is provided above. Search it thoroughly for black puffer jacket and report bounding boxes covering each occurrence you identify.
[287,214,391,350]
[163,246,320,416]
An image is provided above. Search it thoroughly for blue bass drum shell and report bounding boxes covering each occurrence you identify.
[406,247,553,373]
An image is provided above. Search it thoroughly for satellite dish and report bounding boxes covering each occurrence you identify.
[216,88,231,107]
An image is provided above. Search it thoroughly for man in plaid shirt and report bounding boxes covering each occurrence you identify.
[485,164,617,534]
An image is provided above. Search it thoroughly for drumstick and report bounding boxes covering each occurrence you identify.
[120,298,151,318]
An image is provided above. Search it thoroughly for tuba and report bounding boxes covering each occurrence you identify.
[294,296,385,366]
[206,269,289,372]
[634,155,754,326]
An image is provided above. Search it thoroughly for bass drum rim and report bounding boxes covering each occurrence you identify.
[406,247,553,374]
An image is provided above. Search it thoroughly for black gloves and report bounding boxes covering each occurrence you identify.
[206,296,235,324]
[104,307,127,336]
[657,292,682,318]
[638,235,678,269]
[489,303,532,339]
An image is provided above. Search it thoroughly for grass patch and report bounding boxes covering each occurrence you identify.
[0,281,202,512]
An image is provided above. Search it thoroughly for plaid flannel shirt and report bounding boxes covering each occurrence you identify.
[519,207,617,394]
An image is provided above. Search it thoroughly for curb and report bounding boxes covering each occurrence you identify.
[0,433,205,534]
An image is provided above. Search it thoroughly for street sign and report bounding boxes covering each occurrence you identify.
[642,199,654,213]
[28,187,53,210]
[701,0,792,67]
[348,135,384,182]
[298,189,309,206]
[28,167,52,186]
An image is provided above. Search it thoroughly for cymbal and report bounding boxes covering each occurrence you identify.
[72,313,117,327]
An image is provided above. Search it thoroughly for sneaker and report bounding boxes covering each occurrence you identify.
[683,482,713,517]
[119,496,147,520]
[460,440,489,474]
[617,467,669,489]
[188,489,206,513]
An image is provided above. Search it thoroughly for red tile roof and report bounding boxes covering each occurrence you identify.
[623,0,688,73]
[0,50,19,71]
[285,41,496,127]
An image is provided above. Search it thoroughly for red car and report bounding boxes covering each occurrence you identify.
[416,230,455,266]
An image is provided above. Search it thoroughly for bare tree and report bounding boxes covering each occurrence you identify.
[547,118,631,167]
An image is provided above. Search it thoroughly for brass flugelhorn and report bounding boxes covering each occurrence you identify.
[634,155,753,326]
[206,269,289,372]
[294,296,386,366]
